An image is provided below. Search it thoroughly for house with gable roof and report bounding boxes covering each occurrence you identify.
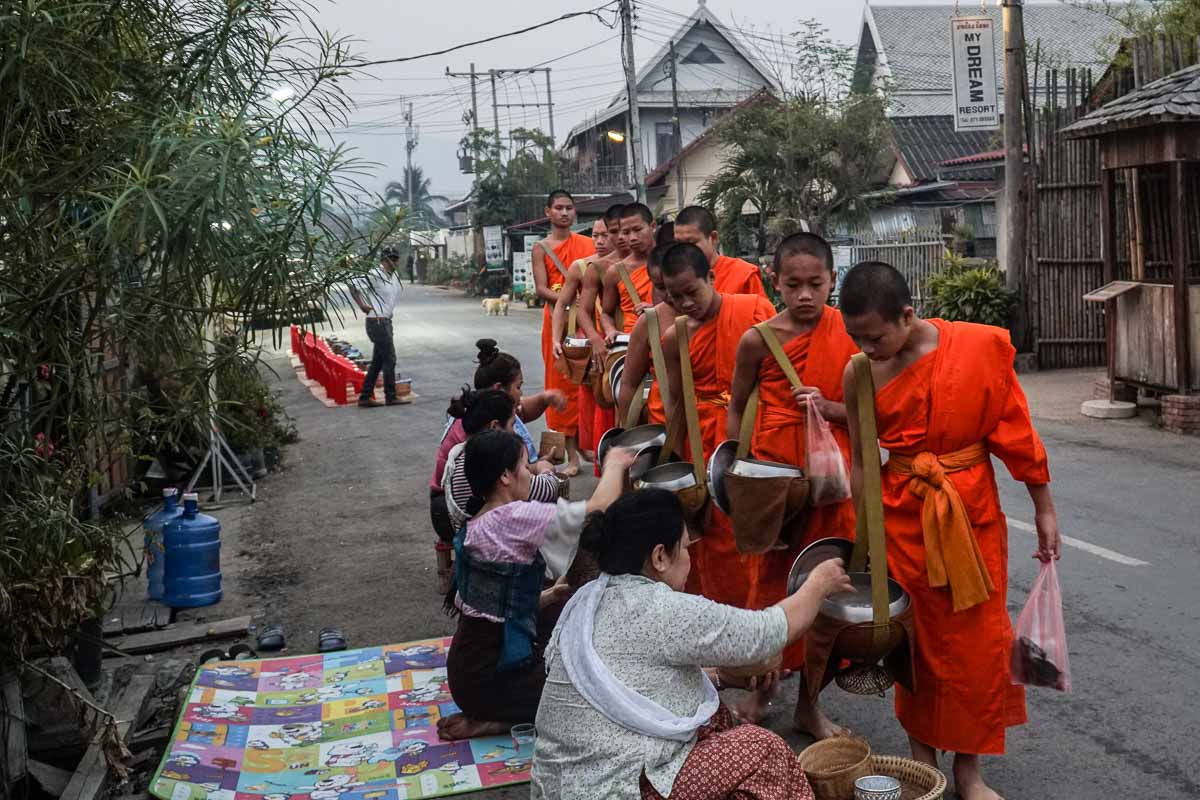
[562,0,779,195]
[850,2,1126,252]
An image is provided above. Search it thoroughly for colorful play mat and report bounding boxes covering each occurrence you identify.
[151,638,532,800]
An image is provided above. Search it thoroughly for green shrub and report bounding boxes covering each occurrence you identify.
[426,255,475,286]
[926,254,1016,327]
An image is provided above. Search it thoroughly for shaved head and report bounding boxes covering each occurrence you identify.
[840,261,912,321]
[774,232,833,272]
[675,206,717,236]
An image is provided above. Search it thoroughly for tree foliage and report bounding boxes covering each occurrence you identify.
[0,0,388,665]
[462,127,558,228]
[697,20,891,256]
[385,165,448,228]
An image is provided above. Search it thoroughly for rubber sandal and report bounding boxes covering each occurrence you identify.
[318,627,347,653]
[198,648,228,664]
[256,625,286,652]
[227,643,258,660]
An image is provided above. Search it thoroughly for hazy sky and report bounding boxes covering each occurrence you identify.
[311,0,943,203]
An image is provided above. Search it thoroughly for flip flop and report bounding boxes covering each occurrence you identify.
[198,648,228,665]
[318,627,347,653]
[227,643,258,660]
[256,625,286,652]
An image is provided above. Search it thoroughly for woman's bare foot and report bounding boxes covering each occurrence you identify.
[436,713,510,741]
[953,753,1003,800]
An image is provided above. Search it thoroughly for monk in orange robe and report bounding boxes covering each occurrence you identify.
[661,242,776,613]
[600,203,656,337]
[725,232,860,736]
[531,190,595,475]
[577,205,627,445]
[551,215,618,460]
[673,205,767,298]
[616,243,677,427]
[840,261,1061,800]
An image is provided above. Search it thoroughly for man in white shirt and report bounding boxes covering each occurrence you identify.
[350,247,409,407]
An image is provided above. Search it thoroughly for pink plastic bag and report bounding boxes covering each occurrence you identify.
[1011,560,1071,692]
[805,400,851,507]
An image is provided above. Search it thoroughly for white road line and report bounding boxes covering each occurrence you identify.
[1006,516,1150,566]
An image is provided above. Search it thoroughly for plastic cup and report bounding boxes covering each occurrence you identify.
[511,723,537,752]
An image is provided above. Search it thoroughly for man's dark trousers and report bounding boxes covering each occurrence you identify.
[361,318,396,402]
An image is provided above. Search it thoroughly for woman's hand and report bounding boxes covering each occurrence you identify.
[1034,508,1061,562]
[539,576,573,609]
[808,558,854,598]
[602,445,638,474]
[529,459,555,475]
[543,389,568,411]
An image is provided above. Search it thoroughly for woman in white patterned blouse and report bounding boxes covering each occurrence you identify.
[531,489,852,800]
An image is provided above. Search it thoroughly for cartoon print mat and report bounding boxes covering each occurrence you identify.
[151,638,531,800]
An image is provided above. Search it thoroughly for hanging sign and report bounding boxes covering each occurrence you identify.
[483,225,504,266]
[950,16,1000,131]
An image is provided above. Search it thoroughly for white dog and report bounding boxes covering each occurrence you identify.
[482,294,510,316]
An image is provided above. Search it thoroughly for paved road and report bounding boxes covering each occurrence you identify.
[244,287,1200,799]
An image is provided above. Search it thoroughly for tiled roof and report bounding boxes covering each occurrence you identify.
[866,3,1124,95]
[941,146,1027,167]
[1063,63,1200,137]
[890,116,998,182]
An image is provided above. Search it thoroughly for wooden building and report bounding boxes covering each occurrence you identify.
[1064,64,1200,417]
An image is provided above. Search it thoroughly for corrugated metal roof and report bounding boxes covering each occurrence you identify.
[1063,63,1200,137]
[891,116,998,182]
[868,3,1124,95]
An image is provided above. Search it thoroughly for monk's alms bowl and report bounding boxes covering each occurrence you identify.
[706,439,739,515]
[597,424,667,478]
[612,333,631,347]
[786,538,911,624]
[635,461,697,493]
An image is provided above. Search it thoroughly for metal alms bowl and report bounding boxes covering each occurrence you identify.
[612,333,631,347]
[564,336,590,348]
[730,458,804,479]
[636,461,697,493]
[706,439,739,515]
[595,426,624,467]
[608,354,626,399]
[597,424,667,478]
[786,537,911,623]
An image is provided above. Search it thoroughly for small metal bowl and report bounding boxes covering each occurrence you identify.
[612,333,631,347]
[854,775,901,800]
[729,458,804,479]
[636,461,697,492]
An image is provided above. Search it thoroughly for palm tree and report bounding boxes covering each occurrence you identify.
[385,165,448,228]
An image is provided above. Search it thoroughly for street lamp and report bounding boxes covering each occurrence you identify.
[606,130,626,144]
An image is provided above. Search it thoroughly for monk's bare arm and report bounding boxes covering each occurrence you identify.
[531,243,558,304]
[842,362,864,502]
[551,262,583,352]
[727,329,768,441]
[662,327,682,424]
[618,315,652,424]
[1026,483,1062,561]
[600,269,621,339]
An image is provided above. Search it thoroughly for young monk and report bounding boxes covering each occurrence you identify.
[600,203,656,338]
[660,243,776,612]
[531,190,596,476]
[840,261,1061,800]
[673,205,767,298]
[724,232,860,737]
[551,217,617,461]
[576,205,627,442]
[616,242,676,427]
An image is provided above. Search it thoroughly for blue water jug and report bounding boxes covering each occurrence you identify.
[163,493,222,608]
[144,488,183,600]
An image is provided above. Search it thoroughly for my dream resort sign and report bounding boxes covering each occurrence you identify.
[950,16,1000,132]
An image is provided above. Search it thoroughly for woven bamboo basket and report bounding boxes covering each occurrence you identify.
[797,736,872,800]
[866,756,946,800]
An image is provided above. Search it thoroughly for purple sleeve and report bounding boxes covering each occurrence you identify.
[430,420,466,491]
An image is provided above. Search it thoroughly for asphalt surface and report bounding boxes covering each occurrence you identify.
[231,286,1200,799]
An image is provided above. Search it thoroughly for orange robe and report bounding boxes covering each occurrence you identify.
[541,234,595,435]
[616,264,653,334]
[744,307,859,670]
[684,293,777,608]
[875,319,1050,755]
[712,255,767,298]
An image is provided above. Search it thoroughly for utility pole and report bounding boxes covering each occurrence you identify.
[1003,0,1031,352]
[446,63,484,266]
[620,0,645,202]
[668,39,684,210]
[489,69,501,159]
[404,101,416,216]
[545,69,555,145]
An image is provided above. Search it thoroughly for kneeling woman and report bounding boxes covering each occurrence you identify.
[531,489,852,800]
[439,429,634,741]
